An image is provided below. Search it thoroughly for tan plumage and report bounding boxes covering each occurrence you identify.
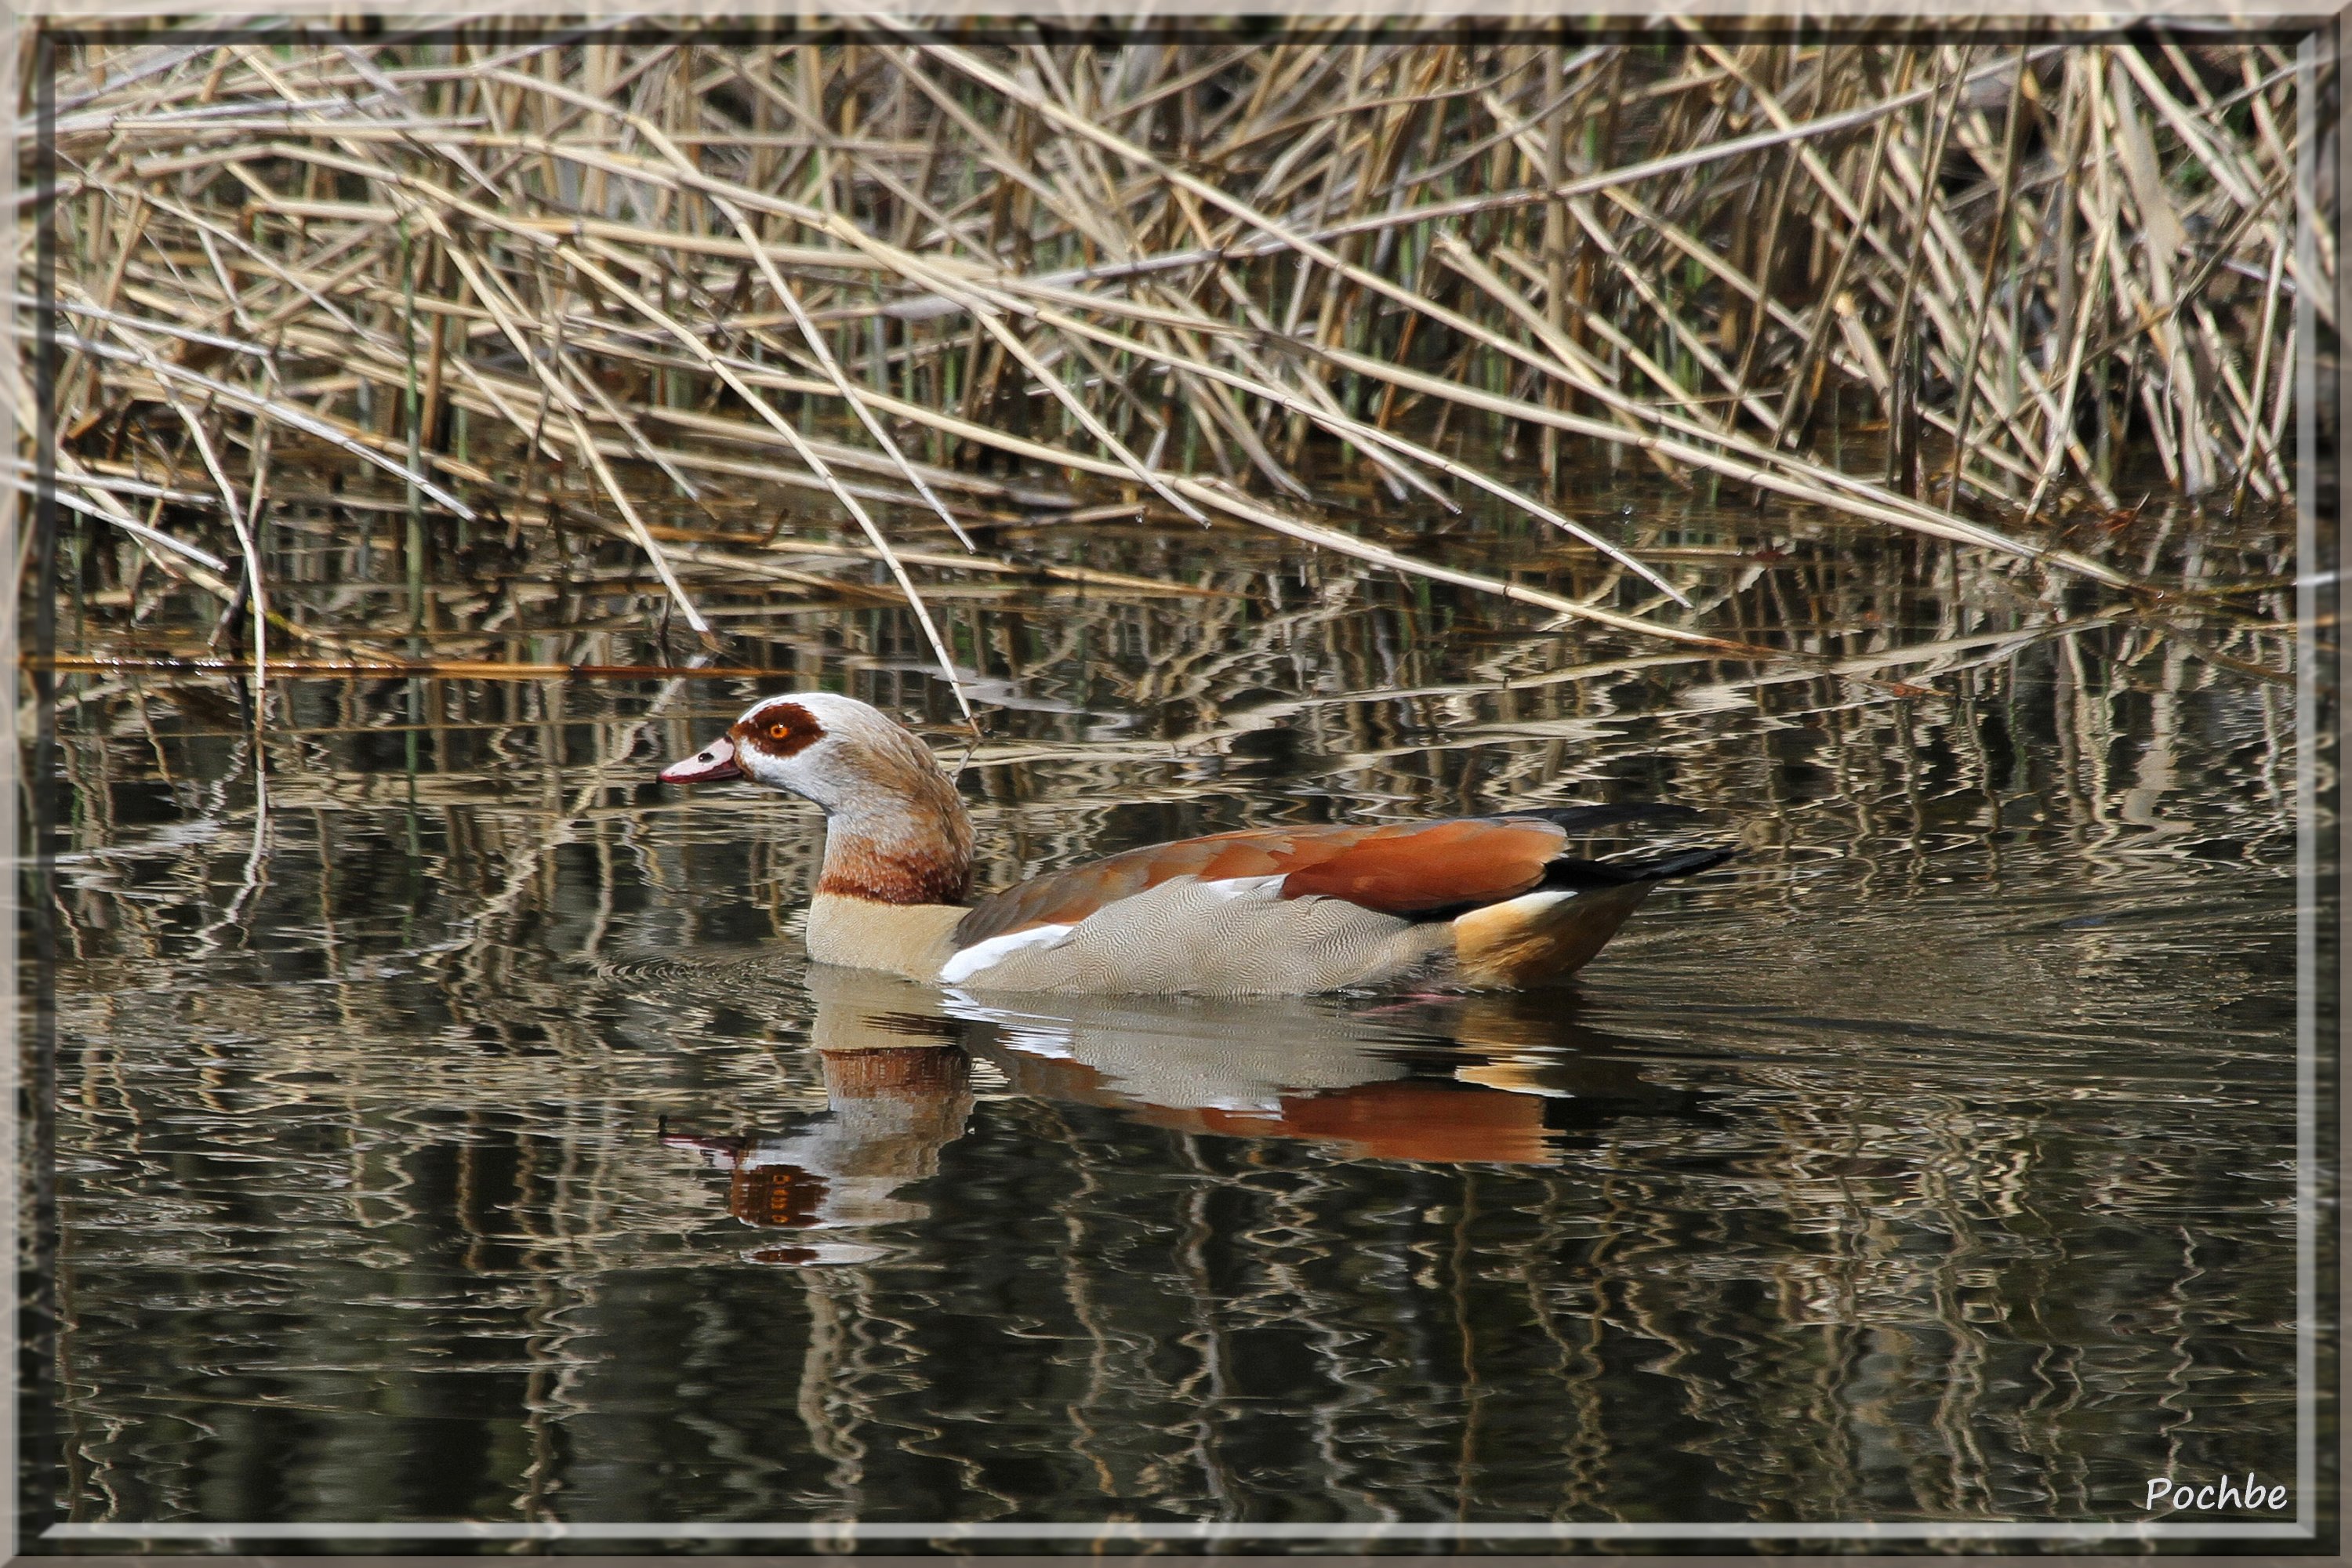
[659,693,1730,995]
[1451,884,1655,988]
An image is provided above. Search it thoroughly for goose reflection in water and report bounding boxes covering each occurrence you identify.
[662,979,972,1266]
[666,965,1708,1262]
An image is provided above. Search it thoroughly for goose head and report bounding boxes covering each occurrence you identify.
[659,692,974,906]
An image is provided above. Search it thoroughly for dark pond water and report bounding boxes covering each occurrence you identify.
[22,478,2326,1550]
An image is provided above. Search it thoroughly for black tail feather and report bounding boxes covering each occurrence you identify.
[1403,814,1733,924]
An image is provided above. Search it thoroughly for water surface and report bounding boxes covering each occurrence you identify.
[28,481,2319,1545]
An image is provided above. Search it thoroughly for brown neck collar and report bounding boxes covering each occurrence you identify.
[813,786,974,907]
[817,840,971,906]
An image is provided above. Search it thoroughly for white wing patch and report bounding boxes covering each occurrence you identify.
[938,922,1077,985]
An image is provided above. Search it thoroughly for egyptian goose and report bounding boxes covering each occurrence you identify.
[658,692,1730,995]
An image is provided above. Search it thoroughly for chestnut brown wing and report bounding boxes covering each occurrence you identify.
[953,818,1570,947]
[1277,818,1565,912]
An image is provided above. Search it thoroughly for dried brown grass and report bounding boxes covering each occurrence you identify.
[21,22,2319,694]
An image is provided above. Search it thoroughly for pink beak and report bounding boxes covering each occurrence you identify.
[659,734,743,784]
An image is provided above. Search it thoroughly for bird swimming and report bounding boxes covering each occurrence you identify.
[659,692,1730,995]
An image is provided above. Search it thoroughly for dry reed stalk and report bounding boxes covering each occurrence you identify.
[23,24,2311,679]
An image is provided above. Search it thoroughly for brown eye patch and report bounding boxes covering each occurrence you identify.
[731,700,826,760]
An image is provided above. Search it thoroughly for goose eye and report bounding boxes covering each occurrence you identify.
[769,723,789,738]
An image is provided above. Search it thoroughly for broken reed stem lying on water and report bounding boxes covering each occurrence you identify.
[22,24,2314,681]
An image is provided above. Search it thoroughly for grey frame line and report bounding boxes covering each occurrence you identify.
[13,14,2339,1555]
[2294,24,2324,1544]
[9,1,2346,20]
[31,1520,2327,1542]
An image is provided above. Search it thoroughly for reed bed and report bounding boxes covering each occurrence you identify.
[21,22,2319,702]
